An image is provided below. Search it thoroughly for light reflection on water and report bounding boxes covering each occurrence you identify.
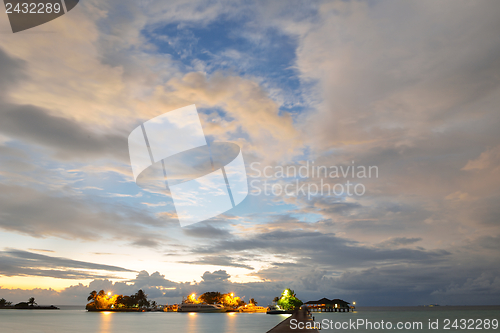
[99,311,112,333]
[0,309,287,333]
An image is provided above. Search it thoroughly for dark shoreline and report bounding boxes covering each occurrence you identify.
[0,305,59,310]
[87,308,146,312]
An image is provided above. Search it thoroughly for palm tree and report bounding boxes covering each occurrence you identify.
[249,298,257,305]
[87,290,97,309]
[0,298,12,307]
[28,297,36,307]
[87,290,97,302]
[282,288,296,298]
[135,290,149,308]
[87,290,105,309]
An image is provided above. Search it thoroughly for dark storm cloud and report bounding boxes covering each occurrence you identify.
[191,229,449,269]
[248,254,500,306]
[324,264,500,305]
[0,249,135,279]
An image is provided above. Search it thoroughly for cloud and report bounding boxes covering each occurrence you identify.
[130,238,161,249]
[0,102,128,161]
[200,269,231,282]
[462,145,500,171]
[182,224,232,239]
[0,249,135,280]
[0,48,26,94]
[131,270,178,289]
[150,71,301,162]
[0,183,172,246]
[179,255,254,270]
[432,272,500,296]
[28,249,55,253]
[190,228,450,270]
[377,237,422,248]
[0,45,130,163]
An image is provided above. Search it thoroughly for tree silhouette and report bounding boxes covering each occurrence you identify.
[0,298,12,307]
[277,288,302,311]
[87,290,106,309]
[199,291,222,304]
[249,298,258,305]
[135,290,149,308]
[28,297,37,307]
[87,290,97,302]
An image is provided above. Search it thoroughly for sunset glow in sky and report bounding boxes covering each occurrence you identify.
[0,0,499,306]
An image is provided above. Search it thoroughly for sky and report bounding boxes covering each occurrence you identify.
[0,0,499,306]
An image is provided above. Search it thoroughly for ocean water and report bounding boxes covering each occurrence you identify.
[0,306,290,333]
[1,306,498,332]
[313,306,500,332]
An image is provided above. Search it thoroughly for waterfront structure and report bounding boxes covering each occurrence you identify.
[239,304,267,313]
[304,298,351,312]
[177,302,226,313]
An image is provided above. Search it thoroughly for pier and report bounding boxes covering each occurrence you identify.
[304,298,352,312]
[266,307,319,333]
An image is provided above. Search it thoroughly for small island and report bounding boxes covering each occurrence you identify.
[267,288,303,314]
[86,289,154,312]
[85,289,273,313]
[0,297,59,310]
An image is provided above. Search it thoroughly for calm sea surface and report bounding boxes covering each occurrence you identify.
[0,306,289,333]
[314,306,500,332]
[1,306,499,332]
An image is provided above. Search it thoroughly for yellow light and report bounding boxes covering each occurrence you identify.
[353,302,356,305]
[191,293,196,298]
[107,292,112,296]
[230,293,234,297]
